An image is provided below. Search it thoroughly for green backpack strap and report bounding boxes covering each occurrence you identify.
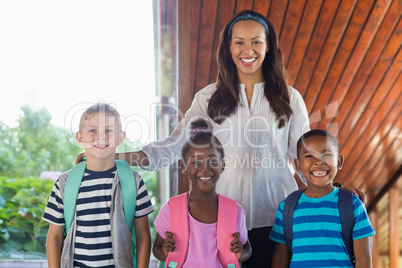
[115,160,136,229]
[64,161,87,234]
[115,160,137,267]
[64,160,137,267]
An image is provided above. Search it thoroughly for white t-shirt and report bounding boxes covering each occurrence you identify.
[142,82,310,229]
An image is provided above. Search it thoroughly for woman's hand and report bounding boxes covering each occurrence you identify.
[343,187,366,205]
[334,182,366,205]
[75,152,86,165]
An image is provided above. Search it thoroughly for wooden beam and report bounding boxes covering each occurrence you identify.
[286,0,322,85]
[178,0,190,194]
[336,75,402,188]
[194,0,219,90]
[367,164,402,213]
[279,0,306,66]
[178,0,191,119]
[389,186,399,268]
[369,209,379,267]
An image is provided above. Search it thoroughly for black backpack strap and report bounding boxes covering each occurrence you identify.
[283,189,305,252]
[338,189,355,264]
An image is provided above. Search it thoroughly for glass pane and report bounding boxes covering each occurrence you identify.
[0,1,159,265]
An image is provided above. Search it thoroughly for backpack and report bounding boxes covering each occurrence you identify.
[161,192,240,268]
[64,160,137,267]
[282,188,355,265]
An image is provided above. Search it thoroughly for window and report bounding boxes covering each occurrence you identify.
[0,1,164,265]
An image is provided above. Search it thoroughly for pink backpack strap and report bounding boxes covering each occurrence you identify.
[165,193,239,268]
[217,194,240,268]
[165,192,189,268]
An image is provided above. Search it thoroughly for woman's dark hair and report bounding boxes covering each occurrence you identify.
[208,9,293,128]
[181,118,225,161]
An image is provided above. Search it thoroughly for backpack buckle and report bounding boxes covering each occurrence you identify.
[167,261,178,268]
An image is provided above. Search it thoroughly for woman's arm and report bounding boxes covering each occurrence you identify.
[134,216,152,268]
[115,150,149,167]
[76,150,150,167]
[353,237,372,268]
[239,238,252,263]
[125,86,212,171]
[271,242,290,268]
[46,224,64,268]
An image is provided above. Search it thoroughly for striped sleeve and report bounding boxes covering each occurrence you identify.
[134,172,154,218]
[352,196,376,240]
[269,200,286,244]
[42,179,65,226]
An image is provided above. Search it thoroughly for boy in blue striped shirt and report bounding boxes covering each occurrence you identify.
[270,129,375,268]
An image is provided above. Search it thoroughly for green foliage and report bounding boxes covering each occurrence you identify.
[132,167,161,243]
[0,105,162,259]
[0,176,54,255]
[0,105,81,258]
[0,105,82,177]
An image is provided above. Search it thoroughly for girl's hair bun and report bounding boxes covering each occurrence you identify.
[190,118,213,136]
[181,117,225,160]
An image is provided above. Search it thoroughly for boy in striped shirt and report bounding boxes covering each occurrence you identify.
[43,103,153,268]
[270,129,375,268]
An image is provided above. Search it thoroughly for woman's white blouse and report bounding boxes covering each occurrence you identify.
[142,82,310,229]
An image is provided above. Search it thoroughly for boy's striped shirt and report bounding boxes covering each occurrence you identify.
[43,166,153,268]
[270,188,375,268]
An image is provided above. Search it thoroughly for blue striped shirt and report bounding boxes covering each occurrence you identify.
[43,166,154,268]
[270,188,375,268]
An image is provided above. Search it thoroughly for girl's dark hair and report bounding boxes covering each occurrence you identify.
[209,9,293,128]
[181,118,225,161]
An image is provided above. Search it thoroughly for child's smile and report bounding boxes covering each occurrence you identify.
[309,163,330,177]
[93,143,109,149]
[198,176,212,182]
[182,143,225,193]
[76,112,125,164]
[310,169,329,177]
[295,135,344,194]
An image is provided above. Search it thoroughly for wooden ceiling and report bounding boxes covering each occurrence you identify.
[171,0,401,205]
